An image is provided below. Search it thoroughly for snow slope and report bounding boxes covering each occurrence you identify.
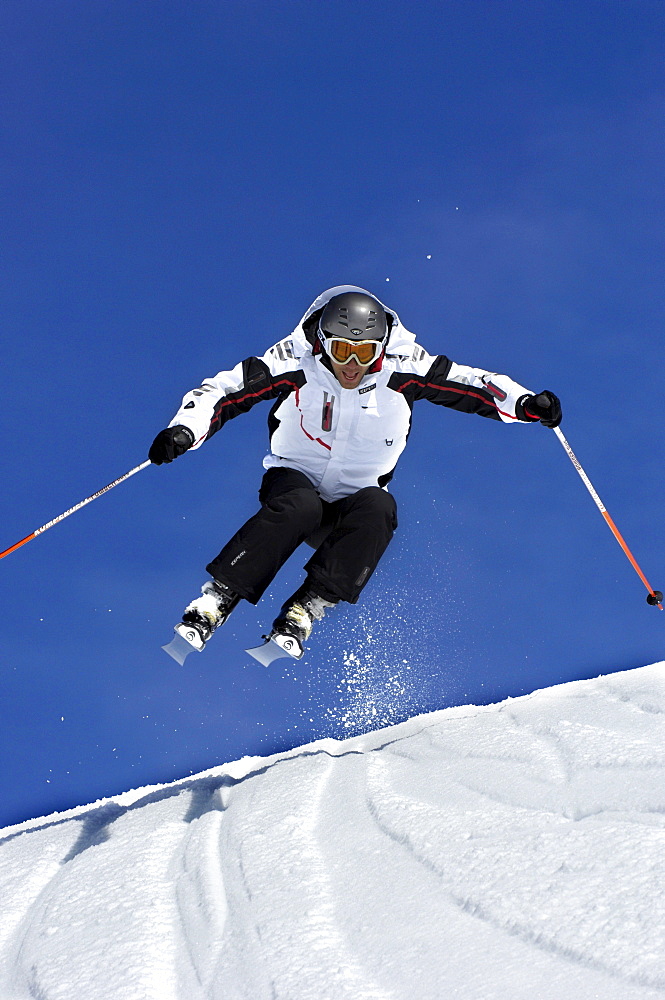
[1,663,664,1000]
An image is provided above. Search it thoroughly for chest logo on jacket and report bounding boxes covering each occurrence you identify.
[321,392,335,432]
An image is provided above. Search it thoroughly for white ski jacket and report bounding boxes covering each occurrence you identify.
[168,286,537,502]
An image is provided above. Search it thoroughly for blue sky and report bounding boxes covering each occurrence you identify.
[1,0,664,828]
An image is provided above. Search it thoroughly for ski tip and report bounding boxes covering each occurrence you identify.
[245,640,287,667]
[162,632,199,666]
[245,633,304,667]
[162,622,206,665]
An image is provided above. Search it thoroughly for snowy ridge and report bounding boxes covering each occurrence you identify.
[1,664,665,999]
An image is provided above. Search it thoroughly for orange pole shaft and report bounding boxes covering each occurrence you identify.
[601,510,662,607]
[1,460,151,562]
[0,533,37,561]
[553,427,662,610]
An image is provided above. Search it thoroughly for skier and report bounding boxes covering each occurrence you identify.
[150,286,561,663]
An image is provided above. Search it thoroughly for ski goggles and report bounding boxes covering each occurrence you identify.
[324,336,384,367]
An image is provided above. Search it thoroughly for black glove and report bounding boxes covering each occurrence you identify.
[519,391,562,428]
[149,425,194,465]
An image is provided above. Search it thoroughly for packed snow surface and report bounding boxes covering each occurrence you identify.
[1,664,665,1000]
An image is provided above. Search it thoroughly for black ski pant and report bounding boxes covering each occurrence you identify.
[206,467,397,605]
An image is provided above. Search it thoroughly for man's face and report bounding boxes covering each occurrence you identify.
[330,356,367,389]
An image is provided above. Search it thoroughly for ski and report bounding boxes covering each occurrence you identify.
[163,622,305,667]
[245,631,305,666]
[162,623,206,665]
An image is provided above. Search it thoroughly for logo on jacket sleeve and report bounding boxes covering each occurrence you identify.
[481,376,507,401]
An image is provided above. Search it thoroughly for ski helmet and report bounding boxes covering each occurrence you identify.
[318,291,388,346]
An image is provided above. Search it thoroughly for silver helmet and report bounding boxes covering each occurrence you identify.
[318,291,388,345]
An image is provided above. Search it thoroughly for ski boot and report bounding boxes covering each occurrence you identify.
[163,579,240,664]
[246,585,337,666]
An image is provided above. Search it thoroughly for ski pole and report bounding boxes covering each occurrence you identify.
[553,426,663,609]
[0,460,151,562]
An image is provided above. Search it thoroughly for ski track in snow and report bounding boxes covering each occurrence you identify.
[0,664,664,999]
